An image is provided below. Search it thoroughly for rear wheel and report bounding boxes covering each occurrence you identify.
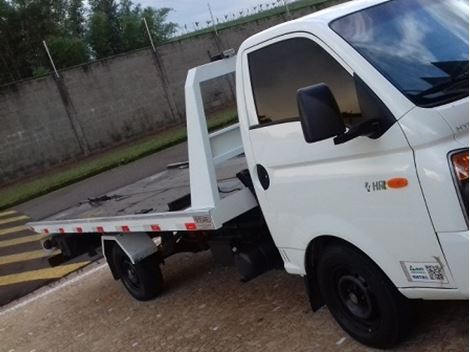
[316,244,410,349]
[112,245,163,301]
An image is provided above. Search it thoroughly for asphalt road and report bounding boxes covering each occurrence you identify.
[16,142,188,221]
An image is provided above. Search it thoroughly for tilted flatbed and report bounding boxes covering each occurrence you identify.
[29,56,257,236]
[36,155,251,233]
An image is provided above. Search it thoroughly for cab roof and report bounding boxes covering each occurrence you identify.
[240,0,389,50]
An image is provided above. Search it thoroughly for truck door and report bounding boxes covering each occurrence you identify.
[240,33,441,279]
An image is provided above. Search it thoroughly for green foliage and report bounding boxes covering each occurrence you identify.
[88,0,123,56]
[142,7,177,44]
[0,0,177,84]
[32,66,49,78]
[48,36,90,68]
[66,0,86,37]
[88,11,115,58]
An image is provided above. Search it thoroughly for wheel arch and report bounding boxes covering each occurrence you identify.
[304,235,397,288]
[102,233,159,280]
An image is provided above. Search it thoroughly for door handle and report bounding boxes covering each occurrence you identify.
[256,164,270,190]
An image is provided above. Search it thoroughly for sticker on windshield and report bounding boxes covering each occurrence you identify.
[401,262,448,283]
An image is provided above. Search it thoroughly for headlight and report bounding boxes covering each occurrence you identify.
[450,150,469,217]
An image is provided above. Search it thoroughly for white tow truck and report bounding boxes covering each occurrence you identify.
[29,0,469,348]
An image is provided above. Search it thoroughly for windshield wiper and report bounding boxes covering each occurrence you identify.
[411,59,469,99]
[411,71,469,99]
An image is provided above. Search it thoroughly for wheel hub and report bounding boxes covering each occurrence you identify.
[338,275,373,320]
[123,261,140,287]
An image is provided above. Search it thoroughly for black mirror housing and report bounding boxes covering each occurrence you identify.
[297,83,346,144]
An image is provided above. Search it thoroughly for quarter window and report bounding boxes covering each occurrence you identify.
[248,37,363,127]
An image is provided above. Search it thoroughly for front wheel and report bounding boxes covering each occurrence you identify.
[112,245,163,301]
[316,244,411,349]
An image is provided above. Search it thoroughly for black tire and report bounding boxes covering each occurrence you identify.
[316,244,410,349]
[112,245,163,301]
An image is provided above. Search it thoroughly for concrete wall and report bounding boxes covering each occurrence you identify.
[0,0,347,184]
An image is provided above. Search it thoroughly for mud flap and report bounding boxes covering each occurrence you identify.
[304,273,325,312]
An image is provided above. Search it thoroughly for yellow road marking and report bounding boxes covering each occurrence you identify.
[0,234,46,249]
[0,225,29,236]
[0,210,17,217]
[0,261,90,287]
[0,249,61,266]
[0,215,29,226]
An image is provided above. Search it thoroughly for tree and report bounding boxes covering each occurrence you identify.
[66,0,85,38]
[0,0,177,84]
[141,7,176,44]
[88,11,114,58]
[88,0,123,57]
[0,0,68,82]
[119,0,145,51]
[47,36,89,68]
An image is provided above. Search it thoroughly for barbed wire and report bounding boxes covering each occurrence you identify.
[173,0,292,38]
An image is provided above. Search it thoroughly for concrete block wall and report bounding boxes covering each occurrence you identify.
[0,78,82,181]
[0,0,348,184]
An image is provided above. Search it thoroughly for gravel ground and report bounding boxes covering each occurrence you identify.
[0,251,468,352]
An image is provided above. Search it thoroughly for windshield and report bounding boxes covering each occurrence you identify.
[330,0,469,108]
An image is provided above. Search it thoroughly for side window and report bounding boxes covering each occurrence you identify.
[248,37,363,127]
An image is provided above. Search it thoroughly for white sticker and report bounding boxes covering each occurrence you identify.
[193,215,215,230]
[401,262,448,283]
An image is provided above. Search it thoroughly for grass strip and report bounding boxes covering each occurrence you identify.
[0,111,237,211]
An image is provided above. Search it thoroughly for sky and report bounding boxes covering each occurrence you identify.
[138,0,288,32]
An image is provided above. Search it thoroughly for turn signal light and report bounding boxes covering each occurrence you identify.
[452,151,469,182]
[450,150,469,217]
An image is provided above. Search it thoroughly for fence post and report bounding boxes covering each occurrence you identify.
[43,40,90,156]
[144,18,182,122]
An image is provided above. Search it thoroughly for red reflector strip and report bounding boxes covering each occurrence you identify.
[121,226,130,233]
[43,229,49,234]
[96,226,105,233]
[185,223,197,230]
[59,228,65,234]
[76,227,83,233]
[151,225,161,232]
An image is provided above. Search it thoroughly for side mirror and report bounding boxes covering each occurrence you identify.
[297,83,346,144]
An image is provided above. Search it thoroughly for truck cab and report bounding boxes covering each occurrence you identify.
[236,0,468,347]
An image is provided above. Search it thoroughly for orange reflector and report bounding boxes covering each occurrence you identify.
[452,151,469,182]
[151,225,161,232]
[185,223,197,230]
[121,226,130,233]
[387,178,409,189]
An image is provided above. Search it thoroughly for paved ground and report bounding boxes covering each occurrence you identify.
[0,210,93,306]
[0,251,468,352]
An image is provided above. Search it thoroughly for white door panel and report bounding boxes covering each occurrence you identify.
[249,118,451,288]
